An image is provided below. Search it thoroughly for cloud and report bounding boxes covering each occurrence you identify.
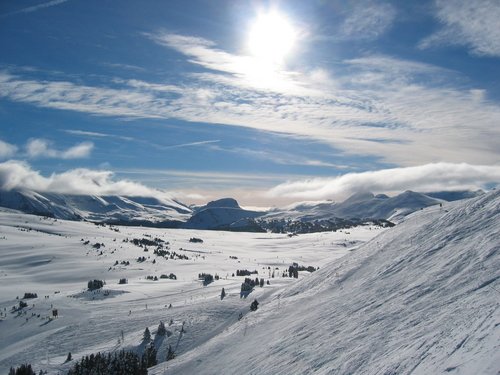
[0,160,176,202]
[340,1,396,40]
[161,140,220,149]
[1,0,68,17]
[420,0,500,57]
[63,129,134,141]
[209,145,351,169]
[1,41,500,167]
[267,163,500,200]
[0,139,18,159]
[26,138,93,159]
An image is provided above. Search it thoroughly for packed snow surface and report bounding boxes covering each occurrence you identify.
[159,191,500,375]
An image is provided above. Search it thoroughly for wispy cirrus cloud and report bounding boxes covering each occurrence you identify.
[420,0,500,57]
[267,163,500,200]
[209,145,351,169]
[340,0,396,41]
[64,128,218,152]
[64,129,134,141]
[26,138,93,159]
[1,31,500,168]
[1,0,68,17]
[162,140,220,149]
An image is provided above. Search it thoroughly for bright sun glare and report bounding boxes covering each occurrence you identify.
[247,11,296,66]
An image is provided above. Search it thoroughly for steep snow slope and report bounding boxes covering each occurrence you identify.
[0,190,192,222]
[160,191,500,375]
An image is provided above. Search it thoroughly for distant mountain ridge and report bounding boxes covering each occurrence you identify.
[263,190,444,223]
[0,190,192,224]
[0,188,484,231]
[185,198,263,230]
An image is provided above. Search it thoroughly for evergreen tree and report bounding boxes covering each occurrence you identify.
[250,299,259,311]
[220,287,226,300]
[66,352,72,362]
[143,343,157,368]
[157,321,166,336]
[9,364,35,375]
[143,327,151,342]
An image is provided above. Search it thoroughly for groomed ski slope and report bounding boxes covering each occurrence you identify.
[158,190,500,375]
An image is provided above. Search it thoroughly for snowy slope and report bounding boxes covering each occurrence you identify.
[0,208,382,374]
[0,189,192,223]
[159,190,500,375]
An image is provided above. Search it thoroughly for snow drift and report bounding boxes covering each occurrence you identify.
[161,190,500,374]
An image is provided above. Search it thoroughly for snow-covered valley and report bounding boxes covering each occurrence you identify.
[1,191,498,374]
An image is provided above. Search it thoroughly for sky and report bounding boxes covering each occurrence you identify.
[0,0,499,206]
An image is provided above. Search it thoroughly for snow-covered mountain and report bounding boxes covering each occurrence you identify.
[184,198,264,230]
[0,189,192,224]
[0,188,483,231]
[263,190,442,222]
[161,190,500,375]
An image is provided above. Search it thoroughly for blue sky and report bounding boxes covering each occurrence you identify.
[0,0,499,205]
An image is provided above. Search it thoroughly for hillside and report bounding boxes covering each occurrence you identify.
[160,190,500,374]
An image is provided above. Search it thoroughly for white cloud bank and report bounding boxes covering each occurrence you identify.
[0,160,175,202]
[420,0,500,57]
[26,139,93,159]
[267,163,500,200]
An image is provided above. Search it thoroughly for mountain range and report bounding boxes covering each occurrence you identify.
[0,188,484,231]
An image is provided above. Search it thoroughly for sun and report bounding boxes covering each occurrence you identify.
[247,11,296,66]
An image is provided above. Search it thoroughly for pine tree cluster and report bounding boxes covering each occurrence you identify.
[8,363,36,375]
[198,273,214,286]
[67,350,151,375]
[236,269,258,276]
[87,279,104,290]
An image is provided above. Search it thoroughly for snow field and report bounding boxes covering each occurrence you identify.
[0,210,382,373]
